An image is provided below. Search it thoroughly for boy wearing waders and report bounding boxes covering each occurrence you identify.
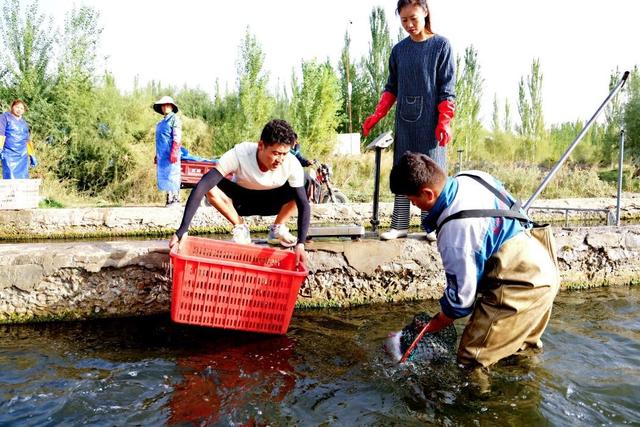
[169,119,310,266]
[153,96,182,207]
[390,152,560,367]
[362,0,455,241]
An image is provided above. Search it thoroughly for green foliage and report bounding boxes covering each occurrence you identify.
[39,197,63,208]
[290,60,342,156]
[1,1,638,207]
[491,94,500,133]
[453,46,483,158]
[623,66,640,160]
[360,7,394,144]
[236,28,274,140]
[0,0,55,106]
[337,28,370,137]
[175,88,216,124]
[517,58,545,150]
[210,28,274,153]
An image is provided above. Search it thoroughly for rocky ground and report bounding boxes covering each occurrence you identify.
[1,194,639,239]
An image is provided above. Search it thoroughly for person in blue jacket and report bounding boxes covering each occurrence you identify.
[154,96,182,206]
[0,99,37,179]
[363,0,455,241]
[390,152,559,367]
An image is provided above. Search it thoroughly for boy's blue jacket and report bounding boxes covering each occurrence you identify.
[422,171,529,319]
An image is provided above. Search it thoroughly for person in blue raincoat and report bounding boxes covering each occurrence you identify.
[0,99,37,179]
[153,96,182,206]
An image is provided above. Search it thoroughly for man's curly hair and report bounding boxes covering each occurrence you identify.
[260,119,297,146]
[390,151,446,196]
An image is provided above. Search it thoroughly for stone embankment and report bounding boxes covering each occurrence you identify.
[1,224,639,323]
[2,194,640,239]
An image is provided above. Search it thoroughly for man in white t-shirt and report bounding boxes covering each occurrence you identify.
[169,119,310,265]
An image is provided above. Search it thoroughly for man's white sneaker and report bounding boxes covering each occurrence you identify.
[267,224,298,247]
[231,223,251,245]
[380,228,408,241]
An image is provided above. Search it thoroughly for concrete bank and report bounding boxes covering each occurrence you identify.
[1,225,639,323]
[2,193,640,239]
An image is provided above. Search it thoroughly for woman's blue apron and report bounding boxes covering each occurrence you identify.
[1,112,30,179]
[155,112,180,192]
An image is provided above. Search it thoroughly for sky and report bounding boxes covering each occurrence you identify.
[38,0,638,127]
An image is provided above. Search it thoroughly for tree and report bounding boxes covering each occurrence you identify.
[517,58,545,139]
[517,77,531,137]
[236,28,273,140]
[212,28,274,152]
[529,59,545,139]
[600,68,628,165]
[290,59,342,155]
[176,87,216,123]
[361,6,394,141]
[0,0,55,131]
[503,98,512,134]
[51,5,102,142]
[453,45,483,158]
[491,94,500,133]
[338,29,354,134]
[59,5,101,78]
[623,66,640,160]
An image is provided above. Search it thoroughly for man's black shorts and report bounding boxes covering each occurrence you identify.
[218,179,296,216]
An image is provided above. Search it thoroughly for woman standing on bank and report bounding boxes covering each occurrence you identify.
[362,0,455,240]
[0,99,37,179]
[153,96,182,206]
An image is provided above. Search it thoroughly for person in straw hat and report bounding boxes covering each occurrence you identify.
[153,96,182,206]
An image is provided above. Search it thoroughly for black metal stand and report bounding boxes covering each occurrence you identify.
[365,131,394,236]
[371,147,382,233]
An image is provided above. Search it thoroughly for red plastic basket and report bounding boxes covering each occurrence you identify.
[180,160,218,188]
[169,236,308,334]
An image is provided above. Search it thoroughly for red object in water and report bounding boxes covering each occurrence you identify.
[170,236,308,334]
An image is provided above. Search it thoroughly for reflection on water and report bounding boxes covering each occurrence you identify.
[0,287,638,425]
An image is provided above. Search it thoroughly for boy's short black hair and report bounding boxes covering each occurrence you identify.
[260,119,297,146]
[390,151,447,196]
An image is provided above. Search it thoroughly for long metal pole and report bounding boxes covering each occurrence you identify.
[524,71,630,210]
[616,129,625,226]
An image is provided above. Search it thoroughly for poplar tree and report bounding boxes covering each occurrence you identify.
[503,98,512,134]
[362,6,394,140]
[623,66,640,159]
[236,28,273,141]
[454,45,483,157]
[491,94,500,133]
[213,28,274,151]
[517,58,545,140]
[290,59,342,155]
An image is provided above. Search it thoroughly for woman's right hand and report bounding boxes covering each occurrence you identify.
[362,91,397,137]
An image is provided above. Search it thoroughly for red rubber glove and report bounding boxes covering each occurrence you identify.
[435,100,455,147]
[362,91,396,137]
[424,311,454,333]
[169,141,180,163]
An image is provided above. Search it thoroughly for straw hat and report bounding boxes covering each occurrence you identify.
[153,96,179,114]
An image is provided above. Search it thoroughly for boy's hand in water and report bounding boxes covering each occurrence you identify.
[294,243,307,268]
[424,312,454,333]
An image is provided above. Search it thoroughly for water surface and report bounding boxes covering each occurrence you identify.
[0,287,638,426]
